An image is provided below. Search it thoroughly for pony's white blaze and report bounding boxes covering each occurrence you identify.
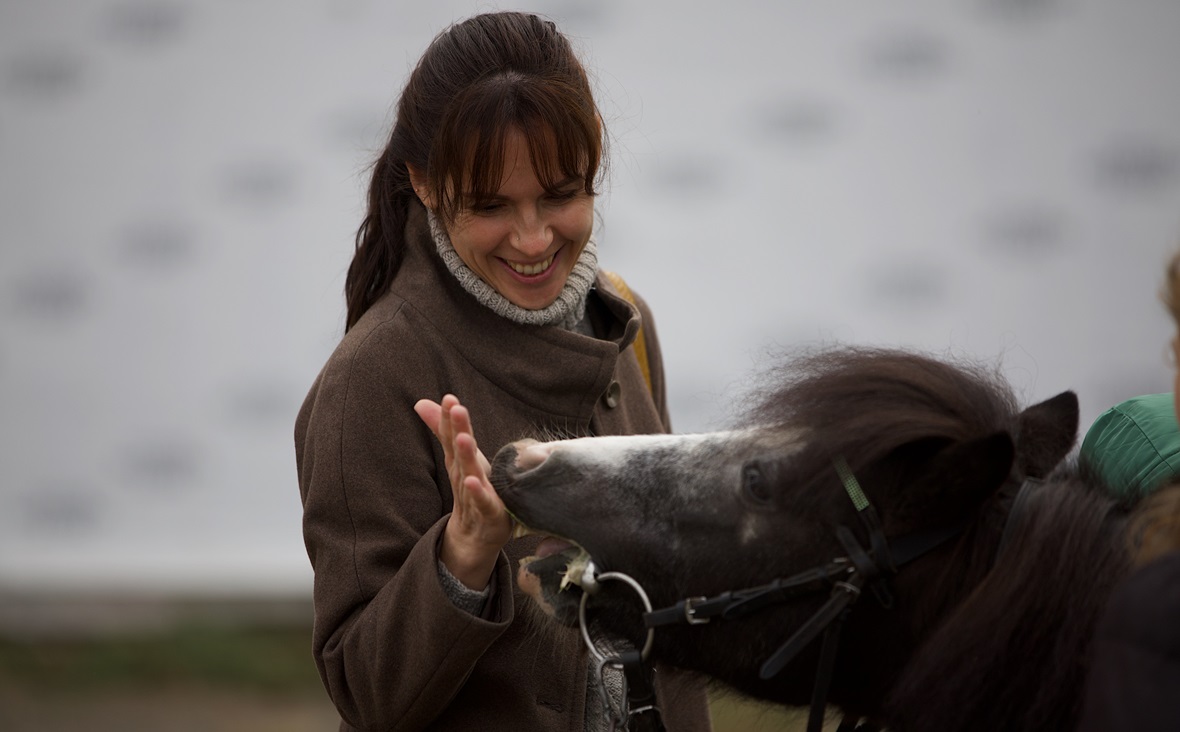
[513,431,720,474]
[511,428,809,503]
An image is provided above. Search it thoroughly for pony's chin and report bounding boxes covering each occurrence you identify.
[518,548,586,627]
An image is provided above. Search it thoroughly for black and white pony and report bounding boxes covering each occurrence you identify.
[492,347,1133,732]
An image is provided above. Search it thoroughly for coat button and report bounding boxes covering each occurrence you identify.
[604,380,621,408]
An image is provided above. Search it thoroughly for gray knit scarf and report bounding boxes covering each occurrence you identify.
[427,210,597,330]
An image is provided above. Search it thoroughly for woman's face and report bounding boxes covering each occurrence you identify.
[423,128,594,310]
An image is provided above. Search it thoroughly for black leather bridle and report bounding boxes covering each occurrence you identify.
[578,457,999,732]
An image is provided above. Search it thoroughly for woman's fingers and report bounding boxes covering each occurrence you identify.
[416,394,507,538]
[448,401,472,443]
[448,403,493,477]
[455,433,504,511]
[462,474,494,516]
[413,399,441,433]
[413,396,456,469]
[451,407,504,519]
[419,394,510,588]
[449,405,481,470]
[439,394,458,468]
[449,404,510,545]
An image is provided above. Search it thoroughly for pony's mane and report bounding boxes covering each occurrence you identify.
[748,346,1021,481]
[885,464,1130,731]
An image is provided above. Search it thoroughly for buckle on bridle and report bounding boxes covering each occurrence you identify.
[683,596,711,625]
[833,581,861,599]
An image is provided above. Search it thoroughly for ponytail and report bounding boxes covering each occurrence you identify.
[344,152,414,331]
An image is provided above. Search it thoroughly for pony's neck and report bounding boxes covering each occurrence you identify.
[883,473,1128,732]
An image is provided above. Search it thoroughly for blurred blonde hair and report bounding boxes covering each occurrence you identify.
[1128,481,1180,567]
[1163,250,1180,329]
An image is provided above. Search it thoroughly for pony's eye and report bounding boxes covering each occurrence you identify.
[742,462,773,504]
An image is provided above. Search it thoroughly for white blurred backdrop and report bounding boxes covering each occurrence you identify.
[1,0,1178,600]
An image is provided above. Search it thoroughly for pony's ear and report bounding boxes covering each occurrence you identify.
[892,432,1016,530]
[1016,391,1078,479]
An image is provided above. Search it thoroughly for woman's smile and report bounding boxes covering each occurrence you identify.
[504,251,557,278]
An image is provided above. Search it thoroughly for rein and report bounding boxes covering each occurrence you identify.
[576,457,979,732]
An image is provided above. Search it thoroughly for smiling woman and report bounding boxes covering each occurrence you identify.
[294,10,710,732]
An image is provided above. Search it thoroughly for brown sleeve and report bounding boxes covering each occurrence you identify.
[296,329,513,730]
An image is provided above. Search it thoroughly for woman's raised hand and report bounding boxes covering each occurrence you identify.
[414,394,512,590]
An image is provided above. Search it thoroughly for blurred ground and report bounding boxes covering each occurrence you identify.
[0,682,818,732]
[0,595,337,732]
[0,597,828,732]
[0,685,340,732]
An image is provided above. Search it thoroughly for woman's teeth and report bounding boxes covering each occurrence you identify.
[508,255,553,276]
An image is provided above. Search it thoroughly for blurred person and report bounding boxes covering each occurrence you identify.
[1076,251,1180,731]
[294,11,710,732]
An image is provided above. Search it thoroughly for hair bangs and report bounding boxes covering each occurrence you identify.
[429,72,603,222]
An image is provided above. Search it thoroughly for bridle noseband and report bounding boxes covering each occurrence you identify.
[575,457,984,732]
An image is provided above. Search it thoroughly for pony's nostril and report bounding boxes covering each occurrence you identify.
[514,440,554,471]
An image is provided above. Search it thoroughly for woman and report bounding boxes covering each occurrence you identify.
[295,11,711,731]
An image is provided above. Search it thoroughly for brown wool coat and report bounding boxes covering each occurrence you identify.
[295,203,712,731]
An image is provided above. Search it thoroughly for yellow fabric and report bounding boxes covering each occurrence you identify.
[602,270,652,395]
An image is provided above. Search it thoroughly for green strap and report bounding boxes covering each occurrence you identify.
[834,456,870,512]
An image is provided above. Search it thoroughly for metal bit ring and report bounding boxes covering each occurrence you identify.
[578,570,655,662]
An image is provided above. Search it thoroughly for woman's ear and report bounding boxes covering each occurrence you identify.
[406,164,434,208]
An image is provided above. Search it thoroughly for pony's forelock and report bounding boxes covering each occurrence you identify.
[740,346,1020,482]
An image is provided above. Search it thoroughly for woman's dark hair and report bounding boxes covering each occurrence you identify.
[345,12,605,330]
